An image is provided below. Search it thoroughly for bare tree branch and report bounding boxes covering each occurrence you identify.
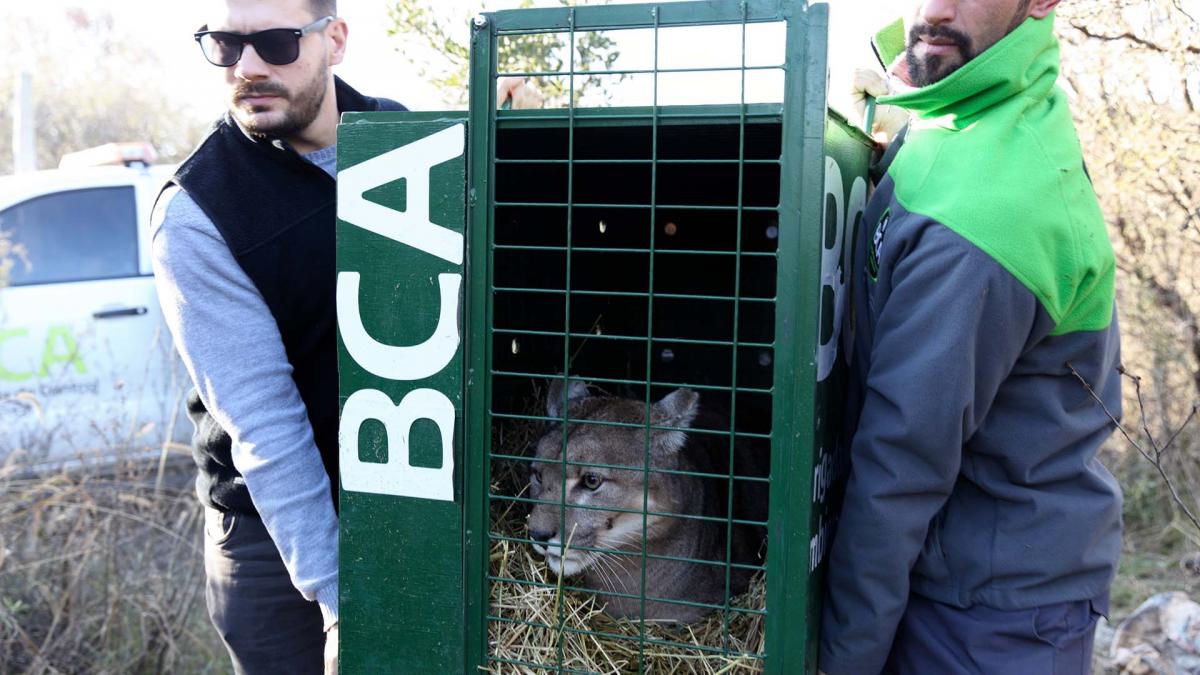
[1069,363,1200,534]
[1170,0,1198,23]
[1068,20,1200,53]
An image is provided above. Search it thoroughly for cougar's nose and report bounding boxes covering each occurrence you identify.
[529,528,556,543]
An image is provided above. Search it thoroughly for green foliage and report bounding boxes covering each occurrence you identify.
[386,2,473,102]
[386,0,623,107]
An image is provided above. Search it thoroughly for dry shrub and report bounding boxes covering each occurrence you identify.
[0,452,226,675]
[485,416,767,675]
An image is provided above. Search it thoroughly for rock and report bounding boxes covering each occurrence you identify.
[1113,643,1170,674]
[1095,616,1117,671]
[1111,591,1200,675]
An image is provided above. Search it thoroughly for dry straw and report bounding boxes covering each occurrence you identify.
[486,415,767,675]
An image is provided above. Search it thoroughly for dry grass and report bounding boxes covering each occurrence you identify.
[484,416,767,675]
[0,451,228,675]
[486,539,767,674]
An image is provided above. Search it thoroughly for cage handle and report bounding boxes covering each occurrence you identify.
[863,96,877,137]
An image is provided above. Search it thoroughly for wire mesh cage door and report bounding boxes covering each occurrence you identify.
[462,1,873,673]
[335,1,872,673]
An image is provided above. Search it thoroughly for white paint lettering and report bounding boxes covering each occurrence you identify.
[338,124,466,265]
[337,122,467,502]
[816,156,867,382]
[337,272,462,381]
[340,388,456,501]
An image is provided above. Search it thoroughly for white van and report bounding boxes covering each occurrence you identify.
[0,150,190,469]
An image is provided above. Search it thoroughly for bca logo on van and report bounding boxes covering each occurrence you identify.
[336,123,465,503]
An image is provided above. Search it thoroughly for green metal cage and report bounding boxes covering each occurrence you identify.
[334,1,872,673]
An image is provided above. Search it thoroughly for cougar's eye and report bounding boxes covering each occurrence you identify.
[581,473,603,490]
[530,468,541,483]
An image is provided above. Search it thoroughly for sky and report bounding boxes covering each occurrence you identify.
[7,0,896,135]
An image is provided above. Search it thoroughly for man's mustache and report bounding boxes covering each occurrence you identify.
[232,81,290,100]
[908,23,973,53]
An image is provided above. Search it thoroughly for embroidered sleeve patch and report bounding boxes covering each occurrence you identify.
[868,208,890,281]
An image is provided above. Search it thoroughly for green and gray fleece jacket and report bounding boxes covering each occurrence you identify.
[819,15,1123,675]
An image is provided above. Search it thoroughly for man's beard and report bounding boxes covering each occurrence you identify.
[905,23,976,87]
[229,65,328,139]
[904,0,1032,87]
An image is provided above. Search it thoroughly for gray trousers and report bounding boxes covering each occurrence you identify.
[883,592,1105,675]
[204,507,325,675]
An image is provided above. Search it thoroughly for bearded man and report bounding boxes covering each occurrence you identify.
[150,1,404,672]
[820,1,1122,673]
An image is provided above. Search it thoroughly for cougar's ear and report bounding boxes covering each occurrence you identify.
[652,388,700,453]
[546,377,589,419]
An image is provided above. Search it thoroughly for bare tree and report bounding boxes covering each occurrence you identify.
[1058,1,1199,404]
[1058,0,1200,543]
[0,9,208,174]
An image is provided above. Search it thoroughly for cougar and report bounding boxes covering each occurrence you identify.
[526,379,768,623]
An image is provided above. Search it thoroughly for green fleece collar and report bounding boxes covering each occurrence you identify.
[874,11,1115,336]
[879,13,1060,125]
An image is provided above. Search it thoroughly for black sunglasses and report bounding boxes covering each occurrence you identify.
[194,16,334,67]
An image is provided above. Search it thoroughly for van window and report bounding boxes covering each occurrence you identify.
[0,186,139,286]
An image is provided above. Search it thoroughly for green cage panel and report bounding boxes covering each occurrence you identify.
[335,1,872,673]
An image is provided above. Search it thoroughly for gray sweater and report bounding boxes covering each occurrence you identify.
[150,145,340,627]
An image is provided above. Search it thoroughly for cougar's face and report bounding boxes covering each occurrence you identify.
[525,386,699,578]
[526,426,667,578]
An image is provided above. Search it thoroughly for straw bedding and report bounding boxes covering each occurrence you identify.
[484,416,767,674]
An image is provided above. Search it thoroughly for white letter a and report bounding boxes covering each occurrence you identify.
[338,123,465,265]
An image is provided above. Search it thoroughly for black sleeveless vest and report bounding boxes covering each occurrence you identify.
[164,78,405,514]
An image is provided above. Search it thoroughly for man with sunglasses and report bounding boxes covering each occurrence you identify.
[150,1,404,673]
